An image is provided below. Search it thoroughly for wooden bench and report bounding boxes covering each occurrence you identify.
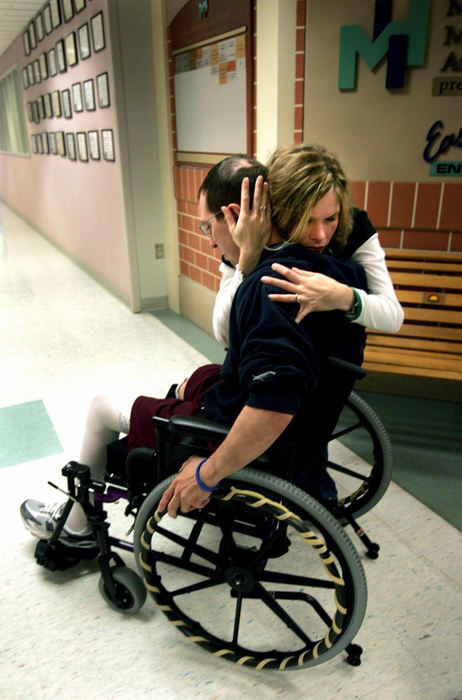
[363,250,462,381]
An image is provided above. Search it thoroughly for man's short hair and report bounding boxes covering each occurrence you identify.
[198,155,268,219]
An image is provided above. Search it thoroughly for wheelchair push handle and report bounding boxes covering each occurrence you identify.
[327,356,366,380]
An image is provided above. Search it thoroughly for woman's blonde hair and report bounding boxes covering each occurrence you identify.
[267,144,353,253]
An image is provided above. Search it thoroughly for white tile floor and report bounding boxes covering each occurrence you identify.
[1,202,461,699]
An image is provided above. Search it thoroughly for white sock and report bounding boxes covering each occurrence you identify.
[66,502,90,533]
[65,395,132,532]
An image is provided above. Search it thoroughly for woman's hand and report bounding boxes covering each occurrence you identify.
[261,263,355,323]
[222,175,271,276]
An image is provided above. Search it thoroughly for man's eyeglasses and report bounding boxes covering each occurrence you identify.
[198,210,222,236]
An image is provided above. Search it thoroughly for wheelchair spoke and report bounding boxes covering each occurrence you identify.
[330,420,362,441]
[171,574,225,597]
[152,550,217,579]
[232,593,243,645]
[259,570,335,590]
[155,524,220,567]
[253,582,313,646]
[248,527,288,568]
[270,591,332,627]
[181,518,205,563]
[327,460,372,481]
[230,589,332,628]
[218,517,240,558]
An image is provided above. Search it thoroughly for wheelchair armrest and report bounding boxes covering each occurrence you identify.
[153,414,294,480]
[167,413,230,443]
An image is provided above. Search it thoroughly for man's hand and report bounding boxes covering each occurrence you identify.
[157,455,212,519]
[261,263,355,322]
[222,175,271,276]
[157,407,292,519]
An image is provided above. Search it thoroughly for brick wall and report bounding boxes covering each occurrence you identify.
[294,0,306,144]
[350,180,462,253]
[174,164,222,293]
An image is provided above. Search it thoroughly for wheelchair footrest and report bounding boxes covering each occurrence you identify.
[34,538,99,571]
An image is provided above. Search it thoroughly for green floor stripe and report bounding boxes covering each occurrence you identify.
[0,400,63,468]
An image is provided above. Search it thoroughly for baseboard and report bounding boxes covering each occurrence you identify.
[358,371,462,402]
[140,295,169,311]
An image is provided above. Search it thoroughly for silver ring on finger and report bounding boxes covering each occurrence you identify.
[296,294,301,303]
[259,205,267,211]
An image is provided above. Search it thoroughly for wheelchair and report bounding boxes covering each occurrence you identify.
[33,377,393,671]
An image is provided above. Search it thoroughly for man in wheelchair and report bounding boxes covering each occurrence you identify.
[21,154,367,549]
[20,155,382,670]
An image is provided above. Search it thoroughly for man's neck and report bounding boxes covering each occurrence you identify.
[268,226,284,247]
[236,226,285,276]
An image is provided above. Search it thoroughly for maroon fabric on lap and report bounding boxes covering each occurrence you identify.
[128,363,222,451]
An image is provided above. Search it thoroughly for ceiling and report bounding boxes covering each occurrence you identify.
[0,1,45,58]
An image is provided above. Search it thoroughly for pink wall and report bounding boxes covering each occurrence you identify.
[0,0,130,300]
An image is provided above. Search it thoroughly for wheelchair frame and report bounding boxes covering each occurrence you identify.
[33,390,393,671]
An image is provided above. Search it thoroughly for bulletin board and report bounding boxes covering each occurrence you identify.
[173,29,249,161]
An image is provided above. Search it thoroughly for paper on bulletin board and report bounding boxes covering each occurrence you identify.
[174,61,247,154]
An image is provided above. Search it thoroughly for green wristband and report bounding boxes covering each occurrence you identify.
[345,288,362,321]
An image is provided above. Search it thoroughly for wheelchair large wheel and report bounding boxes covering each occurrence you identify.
[134,469,367,670]
[327,391,393,520]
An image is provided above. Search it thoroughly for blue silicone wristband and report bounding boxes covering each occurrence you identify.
[195,458,221,492]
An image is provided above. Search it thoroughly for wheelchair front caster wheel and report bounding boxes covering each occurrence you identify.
[345,643,363,666]
[98,566,147,614]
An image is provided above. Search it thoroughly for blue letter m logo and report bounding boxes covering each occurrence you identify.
[338,0,430,90]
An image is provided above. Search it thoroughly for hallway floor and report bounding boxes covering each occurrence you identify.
[1,202,461,699]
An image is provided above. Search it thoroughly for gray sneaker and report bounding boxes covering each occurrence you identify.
[20,499,96,549]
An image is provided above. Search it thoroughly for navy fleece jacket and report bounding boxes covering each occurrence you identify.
[203,244,368,430]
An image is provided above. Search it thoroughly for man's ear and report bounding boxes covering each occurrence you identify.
[226,203,241,221]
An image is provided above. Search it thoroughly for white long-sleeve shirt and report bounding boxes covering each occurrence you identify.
[213,233,404,347]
